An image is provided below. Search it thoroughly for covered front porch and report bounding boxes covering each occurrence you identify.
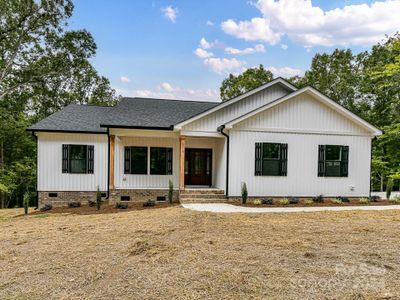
[108,128,227,195]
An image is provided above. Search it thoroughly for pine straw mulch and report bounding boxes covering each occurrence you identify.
[1,206,400,299]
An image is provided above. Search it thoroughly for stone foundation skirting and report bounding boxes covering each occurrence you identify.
[38,191,107,208]
[228,196,367,204]
[109,189,179,203]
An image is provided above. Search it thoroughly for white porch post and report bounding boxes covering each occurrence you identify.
[179,136,186,191]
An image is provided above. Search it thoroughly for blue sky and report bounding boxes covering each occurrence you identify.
[69,0,399,101]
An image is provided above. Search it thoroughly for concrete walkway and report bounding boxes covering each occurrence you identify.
[181,203,400,213]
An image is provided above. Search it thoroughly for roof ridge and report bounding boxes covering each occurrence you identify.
[122,97,220,104]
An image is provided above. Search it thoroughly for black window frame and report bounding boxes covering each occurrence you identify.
[124,146,148,175]
[62,144,94,174]
[150,147,173,175]
[255,142,287,176]
[318,145,349,177]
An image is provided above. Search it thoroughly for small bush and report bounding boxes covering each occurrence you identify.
[304,199,314,205]
[337,196,349,202]
[369,195,381,202]
[279,198,289,205]
[261,198,273,205]
[96,186,102,210]
[390,196,400,204]
[241,182,248,204]
[288,196,299,204]
[359,198,370,204]
[168,179,174,204]
[116,202,128,209]
[253,199,262,205]
[23,192,30,215]
[39,204,52,212]
[88,200,96,207]
[331,198,342,205]
[386,178,393,200]
[143,199,155,207]
[313,195,324,203]
[68,201,81,208]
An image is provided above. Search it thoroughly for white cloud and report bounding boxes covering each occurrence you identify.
[131,84,219,101]
[200,37,212,49]
[280,44,288,50]
[161,6,178,23]
[194,48,214,58]
[267,66,302,78]
[160,82,174,92]
[221,0,400,47]
[224,44,265,55]
[203,57,246,74]
[119,76,131,83]
[206,20,214,26]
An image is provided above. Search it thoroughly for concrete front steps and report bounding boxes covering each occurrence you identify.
[179,188,227,203]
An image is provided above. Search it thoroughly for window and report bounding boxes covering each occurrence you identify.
[62,144,94,174]
[150,147,173,175]
[318,145,349,177]
[124,147,148,174]
[255,143,287,176]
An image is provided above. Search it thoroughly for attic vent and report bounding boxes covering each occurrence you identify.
[49,193,58,198]
[157,196,166,201]
[121,195,130,201]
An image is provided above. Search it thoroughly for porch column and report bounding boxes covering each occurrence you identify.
[109,135,115,190]
[179,136,186,191]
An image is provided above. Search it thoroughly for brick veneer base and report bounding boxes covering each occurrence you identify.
[109,189,179,203]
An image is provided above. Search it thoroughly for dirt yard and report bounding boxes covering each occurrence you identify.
[1,206,399,299]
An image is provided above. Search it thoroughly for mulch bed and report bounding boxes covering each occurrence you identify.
[235,199,400,208]
[29,201,180,216]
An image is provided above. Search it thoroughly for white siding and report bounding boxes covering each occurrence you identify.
[229,130,371,197]
[235,93,368,135]
[182,85,289,132]
[115,136,179,189]
[37,133,108,191]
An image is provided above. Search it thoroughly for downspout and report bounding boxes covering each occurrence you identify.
[106,127,110,199]
[32,132,39,209]
[218,125,229,197]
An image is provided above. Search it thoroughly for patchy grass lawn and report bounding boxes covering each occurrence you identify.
[0,206,399,299]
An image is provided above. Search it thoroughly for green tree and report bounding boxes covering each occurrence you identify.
[220,65,273,101]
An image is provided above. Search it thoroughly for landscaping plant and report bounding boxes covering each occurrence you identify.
[253,199,262,205]
[313,195,324,203]
[241,182,248,204]
[305,199,314,205]
[168,179,174,204]
[96,186,102,210]
[279,198,289,205]
[23,192,29,215]
[386,178,393,200]
[332,198,343,205]
[359,198,370,204]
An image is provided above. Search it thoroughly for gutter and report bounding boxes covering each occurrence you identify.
[218,125,229,197]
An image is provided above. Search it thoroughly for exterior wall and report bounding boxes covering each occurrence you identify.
[38,191,106,207]
[182,85,289,132]
[236,93,368,135]
[37,132,108,192]
[109,189,179,203]
[115,136,179,189]
[229,130,372,197]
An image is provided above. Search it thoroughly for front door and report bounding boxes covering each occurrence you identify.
[185,148,212,186]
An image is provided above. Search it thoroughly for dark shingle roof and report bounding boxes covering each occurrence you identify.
[101,98,219,129]
[29,98,220,133]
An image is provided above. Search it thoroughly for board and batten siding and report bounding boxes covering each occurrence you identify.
[229,130,371,197]
[37,132,108,191]
[182,85,289,132]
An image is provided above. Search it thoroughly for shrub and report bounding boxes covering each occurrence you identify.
[359,198,370,204]
[23,192,30,215]
[143,199,155,207]
[168,179,174,204]
[313,195,324,203]
[116,202,128,209]
[332,198,342,205]
[96,186,102,210]
[390,195,400,204]
[279,198,289,205]
[241,182,248,204]
[369,195,381,202]
[386,178,393,200]
[337,196,349,202]
[68,201,81,208]
[261,198,273,205]
[39,204,52,212]
[88,200,96,207]
[253,199,262,205]
[304,199,314,205]
[288,196,299,204]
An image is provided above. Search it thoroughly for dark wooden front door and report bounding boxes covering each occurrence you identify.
[185,148,212,186]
